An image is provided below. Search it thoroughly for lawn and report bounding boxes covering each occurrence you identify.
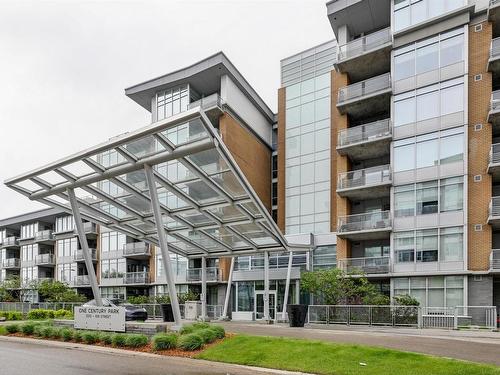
[197,335,500,375]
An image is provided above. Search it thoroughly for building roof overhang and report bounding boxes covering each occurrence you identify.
[5,106,307,258]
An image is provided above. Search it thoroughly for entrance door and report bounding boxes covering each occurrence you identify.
[255,291,276,320]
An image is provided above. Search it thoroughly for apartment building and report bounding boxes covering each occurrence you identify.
[2,0,500,318]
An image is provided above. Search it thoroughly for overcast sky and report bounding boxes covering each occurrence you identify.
[0,0,333,219]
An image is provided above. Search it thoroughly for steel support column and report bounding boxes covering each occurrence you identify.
[144,164,182,329]
[281,251,293,320]
[201,256,207,321]
[221,257,235,320]
[67,188,102,306]
[263,250,270,321]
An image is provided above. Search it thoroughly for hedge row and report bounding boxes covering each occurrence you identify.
[0,309,73,321]
[153,323,225,351]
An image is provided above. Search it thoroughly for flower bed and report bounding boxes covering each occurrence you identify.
[0,320,226,356]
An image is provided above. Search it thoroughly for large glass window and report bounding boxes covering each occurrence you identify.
[416,42,439,75]
[312,245,337,270]
[394,50,415,81]
[394,185,415,217]
[440,227,463,261]
[394,1,466,32]
[416,181,438,215]
[394,139,415,172]
[416,134,439,168]
[440,177,463,212]
[393,276,464,307]
[416,229,438,262]
[156,85,189,121]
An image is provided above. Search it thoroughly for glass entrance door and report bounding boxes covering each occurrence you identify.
[255,291,276,320]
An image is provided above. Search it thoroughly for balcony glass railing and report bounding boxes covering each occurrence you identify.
[491,250,500,270]
[188,93,223,111]
[489,143,500,165]
[123,242,150,256]
[337,119,391,148]
[124,271,150,284]
[338,27,391,61]
[73,275,90,286]
[491,37,500,60]
[338,73,391,104]
[491,90,500,112]
[35,253,55,266]
[34,230,53,242]
[2,258,20,268]
[2,236,19,247]
[337,211,391,233]
[338,256,390,274]
[489,197,500,217]
[73,249,97,262]
[186,267,221,282]
[337,165,391,191]
[83,222,97,234]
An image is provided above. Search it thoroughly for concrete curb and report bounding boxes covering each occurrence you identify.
[0,335,313,375]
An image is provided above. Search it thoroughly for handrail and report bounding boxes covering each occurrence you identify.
[338,73,391,104]
[337,211,391,233]
[123,242,150,256]
[35,253,55,265]
[2,236,19,247]
[490,143,500,165]
[491,90,500,111]
[338,27,391,61]
[124,271,150,284]
[337,118,391,147]
[491,249,500,269]
[34,230,53,241]
[186,267,221,281]
[337,165,391,190]
[2,258,21,268]
[337,256,390,274]
[73,248,97,261]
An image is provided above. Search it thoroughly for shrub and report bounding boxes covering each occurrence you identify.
[20,322,37,335]
[33,325,44,337]
[152,333,177,351]
[178,333,203,351]
[192,322,210,330]
[125,334,149,348]
[40,326,54,338]
[179,324,196,335]
[60,328,73,342]
[0,311,23,321]
[73,330,83,342]
[111,333,127,347]
[54,309,73,319]
[27,309,56,320]
[82,331,99,344]
[99,332,113,345]
[51,327,62,339]
[127,295,151,305]
[197,328,217,344]
[0,326,6,336]
[5,323,19,334]
[209,325,225,339]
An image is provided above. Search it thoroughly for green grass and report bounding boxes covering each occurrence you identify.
[197,335,500,375]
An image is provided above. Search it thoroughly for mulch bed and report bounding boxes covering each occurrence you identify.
[4,333,230,358]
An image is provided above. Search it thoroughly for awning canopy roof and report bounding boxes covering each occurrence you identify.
[5,105,300,258]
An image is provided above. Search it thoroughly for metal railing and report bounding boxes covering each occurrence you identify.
[337,256,390,274]
[73,249,97,262]
[0,302,81,314]
[491,90,500,112]
[491,37,500,60]
[186,267,221,282]
[124,271,150,285]
[489,196,500,218]
[73,275,90,286]
[338,73,391,104]
[34,253,55,266]
[188,93,223,111]
[123,242,151,257]
[132,303,223,320]
[337,211,391,233]
[34,230,53,242]
[2,236,19,247]
[2,258,21,268]
[337,165,391,190]
[337,118,391,148]
[83,222,97,234]
[491,249,500,269]
[338,27,392,61]
[489,143,500,165]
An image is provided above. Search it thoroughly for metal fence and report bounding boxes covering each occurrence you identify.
[308,305,498,330]
[0,302,81,314]
[133,303,223,320]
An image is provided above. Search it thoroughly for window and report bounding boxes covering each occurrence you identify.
[416,88,439,121]
[440,227,463,261]
[156,85,189,121]
[394,50,415,81]
[394,139,415,172]
[416,229,438,262]
[440,34,464,67]
[441,83,463,116]
[313,245,337,270]
[440,177,463,212]
[394,231,415,263]
[416,181,438,215]
[416,42,439,75]
[440,128,464,164]
[394,0,465,32]
[416,134,439,168]
[394,96,416,127]
[394,185,415,217]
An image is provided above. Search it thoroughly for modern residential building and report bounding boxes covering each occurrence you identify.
[1,0,500,320]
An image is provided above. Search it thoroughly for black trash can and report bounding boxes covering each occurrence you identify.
[160,304,174,322]
[287,304,308,327]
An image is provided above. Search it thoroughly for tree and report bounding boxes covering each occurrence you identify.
[0,276,36,302]
[37,280,87,303]
[393,294,420,306]
[300,268,388,305]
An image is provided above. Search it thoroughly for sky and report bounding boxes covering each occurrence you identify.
[0,0,333,219]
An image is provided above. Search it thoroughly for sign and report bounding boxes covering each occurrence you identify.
[74,306,126,332]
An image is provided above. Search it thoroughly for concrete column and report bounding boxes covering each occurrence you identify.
[264,251,270,321]
[67,188,102,306]
[201,256,207,321]
[144,164,182,329]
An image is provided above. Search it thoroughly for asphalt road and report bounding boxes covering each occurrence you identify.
[0,339,290,375]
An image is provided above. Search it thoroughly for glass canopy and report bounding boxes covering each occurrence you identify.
[5,106,298,258]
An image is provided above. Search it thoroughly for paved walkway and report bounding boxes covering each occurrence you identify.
[217,321,500,366]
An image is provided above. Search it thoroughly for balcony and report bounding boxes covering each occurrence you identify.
[337,211,391,240]
[73,249,97,263]
[337,118,391,160]
[488,90,500,133]
[34,253,55,266]
[326,0,391,40]
[2,258,21,269]
[73,275,90,287]
[1,236,19,249]
[489,0,500,35]
[336,27,392,82]
[337,165,391,200]
[186,267,222,282]
[488,143,500,177]
[491,249,500,270]
[338,256,390,274]
[82,222,98,237]
[123,242,151,259]
[488,197,500,228]
[337,73,391,120]
[489,37,500,74]
[34,230,54,245]
[124,271,150,285]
